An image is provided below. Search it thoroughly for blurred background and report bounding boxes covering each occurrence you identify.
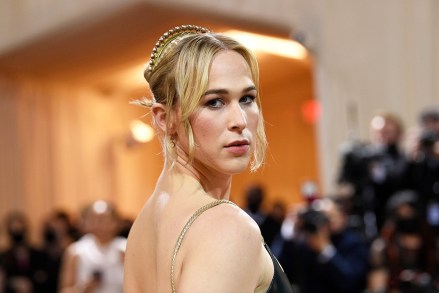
[0,0,437,247]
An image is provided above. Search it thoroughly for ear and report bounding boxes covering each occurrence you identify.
[151,103,167,134]
[151,103,177,135]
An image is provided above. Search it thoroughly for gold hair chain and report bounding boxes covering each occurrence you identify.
[147,25,210,73]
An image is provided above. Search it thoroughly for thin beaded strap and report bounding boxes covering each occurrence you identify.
[170,199,236,292]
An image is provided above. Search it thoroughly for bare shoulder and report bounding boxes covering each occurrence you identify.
[176,201,268,292]
[64,240,80,258]
[185,200,263,247]
[201,201,262,240]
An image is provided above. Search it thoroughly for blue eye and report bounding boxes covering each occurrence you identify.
[205,98,224,109]
[240,95,256,105]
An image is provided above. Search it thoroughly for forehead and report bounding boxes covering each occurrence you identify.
[207,50,254,88]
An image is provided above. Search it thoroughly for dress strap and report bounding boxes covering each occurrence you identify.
[171,199,236,292]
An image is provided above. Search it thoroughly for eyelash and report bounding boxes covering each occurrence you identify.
[240,95,256,104]
[205,95,256,109]
[205,98,224,108]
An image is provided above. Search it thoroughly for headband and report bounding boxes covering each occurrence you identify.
[147,25,210,73]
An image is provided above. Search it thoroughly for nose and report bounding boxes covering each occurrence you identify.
[228,102,247,131]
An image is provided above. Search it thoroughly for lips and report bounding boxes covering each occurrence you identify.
[225,139,250,148]
[225,139,250,155]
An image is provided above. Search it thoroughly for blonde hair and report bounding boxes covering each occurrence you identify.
[136,29,267,172]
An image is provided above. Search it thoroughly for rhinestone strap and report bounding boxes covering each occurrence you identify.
[170,199,236,292]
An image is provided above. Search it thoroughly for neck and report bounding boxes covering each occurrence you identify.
[157,156,233,200]
[92,234,115,246]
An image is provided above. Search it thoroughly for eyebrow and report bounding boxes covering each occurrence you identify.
[204,86,257,96]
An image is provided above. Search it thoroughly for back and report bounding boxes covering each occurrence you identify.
[124,191,274,293]
[123,194,179,293]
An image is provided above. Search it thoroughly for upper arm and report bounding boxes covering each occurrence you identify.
[176,205,268,293]
[59,246,78,291]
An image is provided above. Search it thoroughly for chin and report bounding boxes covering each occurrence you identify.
[225,167,248,175]
[221,160,251,175]
[196,154,251,175]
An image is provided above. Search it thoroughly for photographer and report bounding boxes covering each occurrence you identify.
[368,190,437,293]
[405,107,439,230]
[278,197,370,293]
[337,113,409,240]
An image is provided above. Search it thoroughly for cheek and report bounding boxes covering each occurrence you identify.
[191,116,219,141]
[247,107,260,131]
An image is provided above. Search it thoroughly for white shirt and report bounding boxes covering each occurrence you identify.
[71,234,126,293]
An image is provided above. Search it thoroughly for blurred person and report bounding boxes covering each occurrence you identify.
[270,202,308,259]
[243,184,268,226]
[59,200,126,293]
[368,190,437,293]
[117,217,133,239]
[260,201,287,248]
[406,105,439,160]
[270,180,321,255]
[0,211,47,293]
[278,197,370,293]
[419,105,439,134]
[124,25,293,292]
[0,267,3,293]
[405,106,439,230]
[337,112,409,240]
[406,131,439,225]
[40,210,77,293]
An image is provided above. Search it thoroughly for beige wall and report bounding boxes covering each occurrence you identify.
[288,0,439,193]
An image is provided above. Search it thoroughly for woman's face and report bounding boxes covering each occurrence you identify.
[84,211,119,240]
[177,50,259,175]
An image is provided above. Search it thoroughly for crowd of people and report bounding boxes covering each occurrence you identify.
[0,200,129,293]
[247,105,439,293]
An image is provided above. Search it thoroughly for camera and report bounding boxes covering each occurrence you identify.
[419,130,439,151]
[92,270,103,282]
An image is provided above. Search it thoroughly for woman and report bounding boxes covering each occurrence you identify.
[59,200,126,293]
[124,25,293,292]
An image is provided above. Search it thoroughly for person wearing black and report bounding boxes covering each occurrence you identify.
[405,106,439,231]
[40,210,77,293]
[260,201,287,248]
[243,184,268,226]
[337,113,409,240]
[278,197,370,293]
[368,190,437,293]
[0,211,48,293]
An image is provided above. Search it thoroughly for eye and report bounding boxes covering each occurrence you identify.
[240,95,256,105]
[205,98,225,109]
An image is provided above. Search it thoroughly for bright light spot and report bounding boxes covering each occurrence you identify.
[225,30,308,59]
[92,200,108,214]
[301,99,321,124]
[130,120,155,143]
[371,116,385,130]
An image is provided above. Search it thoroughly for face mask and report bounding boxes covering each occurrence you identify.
[8,229,25,244]
[44,228,57,244]
[396,218,420,234]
